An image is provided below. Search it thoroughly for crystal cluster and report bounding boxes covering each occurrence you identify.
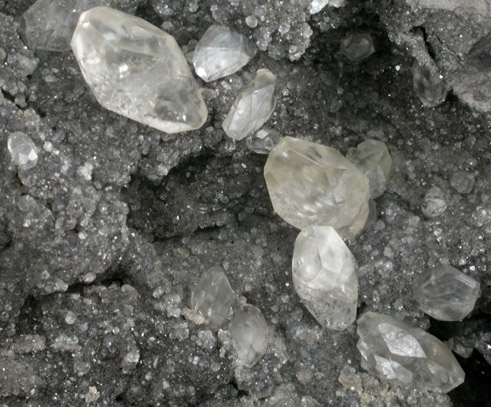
[7,132,38,170]
[264,137,370,240]
[413,265,480,321]
[357,312,465,392]
[71,7,207,134]
[246,128,283,154]
[193,25,257,82]
[340,33,375,62]
[292,226,358,330]
[412,62,448,107]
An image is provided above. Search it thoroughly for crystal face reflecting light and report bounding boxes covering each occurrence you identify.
[71,7,207,134]
[7,132,38,170]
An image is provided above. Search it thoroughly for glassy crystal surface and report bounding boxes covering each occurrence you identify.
[190,267,235,329]
[228,304,269,367]
[246,128,283,154]
[340,33,375,62]
[71,7,207,134]
[310,0,346,14]
[422,186,447,218]
[347,139,392,199]
[292,226,358,330]
[7,132,38,170]
[450,171,475,194]
[264,137,370,240]
[413,62,447,107]
[414,265,480,321]
[193,25,257,82]
[357,312,465,392]
[222,69,277,140]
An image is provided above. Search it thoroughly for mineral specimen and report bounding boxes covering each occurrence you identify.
[310,0,346,14]
[264,137,370,240]
[413,265,480,321]
[292,226,358,330]
[7,132,38,170]
[70,6,207,134]
[190,267,235,329]
[450,171,475,194]
[340,33,375,62]
[347,139,392,199]
[193,25,257,82]
[222,69,277,140]
[228,304,269,367]
[422,186,447,218]
[245,128,283,154]
[412,62,447,107]
[357,312,465,392]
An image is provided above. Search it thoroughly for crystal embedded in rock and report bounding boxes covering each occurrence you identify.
[310,0,346,14]
[7,132,38,170]
[246,128,283,154]
[414,265,480,321]
[357,312,465,392]
[340,33,375,62]
[292,226,358,330]
[347,139,392,199]
[264,137,370,240]
[222,69,277,140]
[422,186,447,218]
[193,25,257,82]
[450,171,475,194]
[71,7,207,134]
[413,62,447,107]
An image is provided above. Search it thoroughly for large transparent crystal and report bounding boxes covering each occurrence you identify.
[228,304,269,368]
[193,25,257,82]
[357,312,465,392]
[413,62,447,107]
[347,139,392,199]
[190,267,235,329]
[246,128,283,154]
[414,265,480,321]
[71,7,207,134]
[7,132,38,170]
[222,69,277,140]
[340,33,375,62]
[292,226,358,330]
[264,137,370,240]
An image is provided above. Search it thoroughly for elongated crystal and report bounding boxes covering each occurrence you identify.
[413,62,447,107]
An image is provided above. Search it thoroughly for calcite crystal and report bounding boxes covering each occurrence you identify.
[190,267,235,329]
[340,33,375,62]
[347,139,392,199]
[264,137,370,240]
[222,69,277,140]
[292,226,358,330]
[414,265,480,321]
[71,7,207,134]
[356,312,465,392]
[193,25,257,82]
[412,62,447,107]
[246,128,283,154]
[7,132,38,170]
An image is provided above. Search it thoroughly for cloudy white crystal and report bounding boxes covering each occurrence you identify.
[340,33,375,62]
[310,0,346,14]
[357,312,465,392]
[264,137,370,240]
[413,62,447,107]
[7,132,38,170]
[414,265,480,321]
[292,226,358,330]
[422,186,447,218]
[71,7,207,134]
[193,25,257,82]
[246,128,283,154]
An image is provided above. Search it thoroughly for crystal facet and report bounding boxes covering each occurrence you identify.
[422,186,447,218]
[190,267,235,329]
[228,304,269,368]
[264,137,370,240]
[222,69,277,140]
[340,33,375,62]
[310,0,346,14]
[7,132,38,170]
[193,25,257,82]
[414,265,480,321]
[413,62,447,107]
[347,139,392,199]
[357,312,465,392]
[246,128,283,154]
[71,7,207,134]
[292,226,358,330]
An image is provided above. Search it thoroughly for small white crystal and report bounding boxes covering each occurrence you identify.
[450,171,475,194]
[193,25,257,82]
[310,0,346,14]
[264,137,370,240]
[246,128,283,154]
[414,265,480,321]
[7,132,38,170]
[222,69,277,140]
[340,33,375,62]
[422,186,447,218]
[71,7,207,134]
[357,311,465,392]
[292,226,358,330]
[412,62,447,107]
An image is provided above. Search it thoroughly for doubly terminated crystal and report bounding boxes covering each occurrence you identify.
[7,132,38,170]
[292,226,358,330]
[413,62,447,107]
[264,137,370,240]
[71,7,207,134]
[414,265,480,321]
[222,69,277,140]
[193,25,257,82]
[340,33,375,62]
[357,312,465,392]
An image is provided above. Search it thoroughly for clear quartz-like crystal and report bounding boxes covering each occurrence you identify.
[412,62,447,107]
[357,312,465,392]
[7,132,38,170]
[71,6,207,134]
[193,25,257,82]
[222,69,277,140]
[264,137,370,240]
[246,128,283,154]
[190,267,235,329]
[228,304,269,368]
[347,139,392,199]
[414,265,480,321]
[292,226,358,330]
[340,33,375,62]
